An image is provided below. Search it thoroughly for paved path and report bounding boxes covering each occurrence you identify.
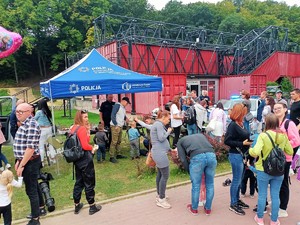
[14,174,300,225]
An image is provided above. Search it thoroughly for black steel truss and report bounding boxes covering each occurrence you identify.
[68,14,297,76]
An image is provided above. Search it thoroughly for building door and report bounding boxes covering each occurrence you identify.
[187,79,219,105]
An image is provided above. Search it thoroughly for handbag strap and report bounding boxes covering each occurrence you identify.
[261,131,276,159]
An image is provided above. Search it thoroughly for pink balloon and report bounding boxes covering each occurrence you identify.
[0,26,23,59]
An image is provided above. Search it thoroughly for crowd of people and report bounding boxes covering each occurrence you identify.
[1,88,300,225]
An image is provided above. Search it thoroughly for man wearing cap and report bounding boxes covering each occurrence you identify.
[275,90,288,106]
[109,97,130,163]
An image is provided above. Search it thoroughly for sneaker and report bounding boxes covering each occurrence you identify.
[5,164,11,169]
[278,208,288,218]
[254,215,265,225]
[27,218,40,225]
[109,157,118,163]
[156,195,169,203]
[270,220,280,225]
[229,204,245,215]
[0,167,4,172]
[116,155,127,159]
[89,204,102,215]
[238,199,249,209]
[186,204,198,215]
[74,203,83,214]
[26,207,47,219]
[204,206,211,215]
[156,198,171,209]
[253,206,267,214]
[250,195,255,199]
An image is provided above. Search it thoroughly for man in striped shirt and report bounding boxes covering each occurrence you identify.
[13,103,44,225]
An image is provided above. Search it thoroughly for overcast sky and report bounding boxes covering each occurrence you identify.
[148,0,299,10]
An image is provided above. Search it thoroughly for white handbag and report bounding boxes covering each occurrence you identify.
[206,118,216,132]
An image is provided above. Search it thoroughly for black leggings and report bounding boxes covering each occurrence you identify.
[156,166,170,199]
[279,161,291,210]
[172,125,181,148]
[0,203,12,225]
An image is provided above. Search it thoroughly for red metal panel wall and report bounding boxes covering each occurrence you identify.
[219,76,250,99]
[252,52,300,81]
[119,44,218,75]
[160,73,186,104]
[291,77,300,89]
[134,92,159,115]
[97,42,118,64]
[250,75,267,96]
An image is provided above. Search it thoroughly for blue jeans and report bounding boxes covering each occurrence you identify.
[256,171,283,222]
[243,119,250,133]
[228,153,244,205]
[187,124,198,135]
[97,144,106,161]
[0,144,8,167]
[189,152,217,210]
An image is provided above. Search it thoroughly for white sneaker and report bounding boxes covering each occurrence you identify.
[278,208,288,218]
[156,195,169,203]
[0,167,4,172]
[5,164,11,169]
[156,198,171,209]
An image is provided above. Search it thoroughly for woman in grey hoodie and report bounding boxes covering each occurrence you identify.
[150,110,173,209]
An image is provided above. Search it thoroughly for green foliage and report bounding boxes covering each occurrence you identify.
[1,0,300,81]
[280,77,293,93]
[266,81,279,86]
[0,89,9,96]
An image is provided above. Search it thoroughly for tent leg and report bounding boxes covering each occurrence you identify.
[131,93,136,115]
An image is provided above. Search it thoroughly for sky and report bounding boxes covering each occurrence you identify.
[147,0,299,10]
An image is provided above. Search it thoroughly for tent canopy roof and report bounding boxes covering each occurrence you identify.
[40,49,162,99]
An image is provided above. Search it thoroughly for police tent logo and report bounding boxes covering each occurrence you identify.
[122,82,132,91]
[69,84,79,94]
[78,67,89,72]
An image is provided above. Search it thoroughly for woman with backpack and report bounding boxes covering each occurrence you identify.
[249,113,293,225]
[71,110,101,216]
[273,102,300,218]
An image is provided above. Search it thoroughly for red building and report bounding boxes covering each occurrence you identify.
[89,15,300,114]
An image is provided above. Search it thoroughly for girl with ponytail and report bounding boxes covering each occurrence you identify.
[0,170,23,225]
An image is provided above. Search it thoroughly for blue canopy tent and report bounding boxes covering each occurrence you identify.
[40,48,162,99]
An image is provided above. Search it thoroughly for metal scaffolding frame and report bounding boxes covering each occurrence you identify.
[68,14,297,76]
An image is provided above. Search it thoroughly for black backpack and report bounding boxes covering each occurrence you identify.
[63,126,84,163]
[184,106,196,125]
[262,132,286,176]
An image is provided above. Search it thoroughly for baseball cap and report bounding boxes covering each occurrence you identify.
[122,96,131,104]
[276,90,283,94]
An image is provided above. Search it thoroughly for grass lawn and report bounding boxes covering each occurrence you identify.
[3,110,231,220]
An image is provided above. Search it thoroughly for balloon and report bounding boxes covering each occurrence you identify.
[0,26,23,59]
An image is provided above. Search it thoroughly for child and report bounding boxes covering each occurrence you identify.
[251,117,259,134]
[0,124,11,171]
[93,124,108,163]
[128,121,140,160]
[0,170,23,225]
[240,155,256,198]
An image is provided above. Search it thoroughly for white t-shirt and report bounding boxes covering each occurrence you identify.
[0,177,23,207]
[170,104,183,128]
